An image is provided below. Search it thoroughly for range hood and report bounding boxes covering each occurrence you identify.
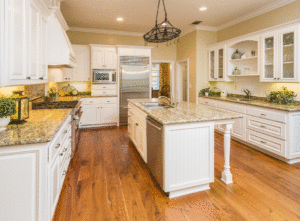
[47,14,76,68]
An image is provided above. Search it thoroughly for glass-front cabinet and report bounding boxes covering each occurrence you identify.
[261,26,298,82]
[209,47,226,81]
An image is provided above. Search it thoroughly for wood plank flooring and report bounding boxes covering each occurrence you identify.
[53,126,300,221]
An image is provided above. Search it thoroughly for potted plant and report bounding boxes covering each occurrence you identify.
[200,87,211,97]
[0,96,17,131]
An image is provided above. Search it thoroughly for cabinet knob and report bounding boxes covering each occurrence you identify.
[261,114,266,116]
[64,130,67,133]
[60,153,64,156]
[261,141,267,144]
[277,78,280,80]
[26,77,31,80]
[56,144,60,149]
[39,77,44,80]
[63,148,67,152]
[274,78,277,80]
[69,136,72,139]
[63,171,67,176]
[261,125,266,128]
[136,123,138,126]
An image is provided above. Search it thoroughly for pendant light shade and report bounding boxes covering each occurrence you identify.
[143,0,181,43]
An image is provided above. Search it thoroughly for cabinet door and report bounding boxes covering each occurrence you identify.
[80,105,100,126]
[209,50,216,81]
[261,32,277,81]
[100,105,117,124]
[29,1,39,80]
[278,27,298,82]
[92,48,105,69]
[218,114,246,141]
[63,68,73,81]
[104,48,116,69]
[217,48,224,80]
[48,155,60,219]
[39,16,48,80]
[72,46,90,81]
[9,0,29,80]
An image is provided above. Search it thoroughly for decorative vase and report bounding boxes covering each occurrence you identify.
[231,49,244,60]
[0,116,10,132]
[232,67,241,75]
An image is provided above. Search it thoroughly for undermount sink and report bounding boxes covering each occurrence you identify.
[142,102,173,109]
[230,98,251,102]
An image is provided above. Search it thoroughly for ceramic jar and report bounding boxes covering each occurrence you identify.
[0,116,10,132]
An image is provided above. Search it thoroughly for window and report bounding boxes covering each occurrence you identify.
[151,64,160,90]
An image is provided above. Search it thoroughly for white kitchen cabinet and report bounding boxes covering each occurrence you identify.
[208,46,226,81]
[261,25,299,82]
[48,154,60,218]
[90,45,116,69]
[1,0,49,87]
[79,98,118,127]
[218,114,246,140]
[128,103,147,162]
[62,45,91,82]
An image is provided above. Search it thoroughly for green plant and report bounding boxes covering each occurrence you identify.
[199,87,211,96]
[267,87,297,105]
[48,87,57,97]
[0,96,16,118]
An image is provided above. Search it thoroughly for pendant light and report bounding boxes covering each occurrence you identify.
[143,0,181,43]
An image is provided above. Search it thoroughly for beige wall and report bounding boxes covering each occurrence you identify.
[67,31,177,61]
[176,30,217,103]
[217,1,300,42]
[176,31,197,103]
[214,1,300,100]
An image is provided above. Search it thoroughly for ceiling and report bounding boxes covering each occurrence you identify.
[60,0,291,33]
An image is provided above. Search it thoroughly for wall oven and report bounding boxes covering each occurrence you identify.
[92,70,116,83]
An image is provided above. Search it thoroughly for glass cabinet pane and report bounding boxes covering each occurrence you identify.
[210,51,215,79]
[218,49,223,79]
[264,37,274,79]
[282,32,294,79]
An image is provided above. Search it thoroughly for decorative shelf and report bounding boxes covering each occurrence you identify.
[229,56,258,62]
[228,74,260,77]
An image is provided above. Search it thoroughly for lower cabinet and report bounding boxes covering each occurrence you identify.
[0,115,73,221]
[80,97,118,127]
[217,113,246,140]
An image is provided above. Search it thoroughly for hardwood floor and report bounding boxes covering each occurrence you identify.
[53,126,300,221]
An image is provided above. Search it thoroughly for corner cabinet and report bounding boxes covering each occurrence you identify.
[90,45,116,69]
[208,46,227,81]
[261,25,299,82]
[1,0,50,87]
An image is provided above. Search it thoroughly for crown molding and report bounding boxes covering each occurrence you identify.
[217,0,297,31]
[180,25,217,38]
[69,26,145,37]
[55,9,69,31]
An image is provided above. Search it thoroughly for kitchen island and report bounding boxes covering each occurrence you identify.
[128,99,242,198]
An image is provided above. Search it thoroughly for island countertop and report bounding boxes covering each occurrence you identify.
[128,98,242,125]
[0,109,72,147]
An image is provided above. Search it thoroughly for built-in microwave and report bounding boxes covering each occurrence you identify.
[92,70,116,83]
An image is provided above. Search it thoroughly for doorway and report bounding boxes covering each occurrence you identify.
[176,59,189,102]
[151,61,175,99]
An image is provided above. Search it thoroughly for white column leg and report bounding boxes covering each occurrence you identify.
[221,123,233,184]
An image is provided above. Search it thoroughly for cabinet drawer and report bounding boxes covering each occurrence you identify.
[246,129,286,157]
[246,116,286,140]
[129,104,147,127]
[198,98,217,107]
[91,89,117,96]
[246,107,287,123]
[100,97,118,104]
[217,101,247,114]
[92,84,117,90]
[49,133,61,162]
[81,98,102,105]
[60,124,71,143]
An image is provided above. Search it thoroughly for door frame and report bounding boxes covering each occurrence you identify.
[175,59,189,102]
[151,60,175,99]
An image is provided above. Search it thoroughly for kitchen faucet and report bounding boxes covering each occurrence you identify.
[158,95,180,106]
[242,88,251,99]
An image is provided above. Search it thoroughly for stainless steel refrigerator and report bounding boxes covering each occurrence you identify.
[119,56,150,125]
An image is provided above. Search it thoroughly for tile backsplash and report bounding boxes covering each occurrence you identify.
[24,84,46,99]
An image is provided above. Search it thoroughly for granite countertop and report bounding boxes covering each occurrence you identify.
[198,96,300,112]
[128,98,242,125]
[0,109,72,147]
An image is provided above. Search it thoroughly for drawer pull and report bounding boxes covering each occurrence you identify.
[261,114,266,116]
[103,92,106,93]
[261,141,267,144]
[63,171,67,176]
[55,144,60,149]
[136,123,139,126]
[64,130,67,133]
[261,125,266,128]
[103,87,106,88]
[205,102,208,104]
[107,101,110,102]
[60,153,64,156]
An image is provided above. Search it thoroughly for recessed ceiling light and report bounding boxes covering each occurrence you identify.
[199,7,207,11]
[117,17,123,21]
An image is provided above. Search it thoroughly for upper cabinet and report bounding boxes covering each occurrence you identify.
[91,45,116,69]
[209,46,226,81]
[261,26,299,82]
[1,0,50,87]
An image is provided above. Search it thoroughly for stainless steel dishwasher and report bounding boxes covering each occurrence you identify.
[147,117,164,189]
